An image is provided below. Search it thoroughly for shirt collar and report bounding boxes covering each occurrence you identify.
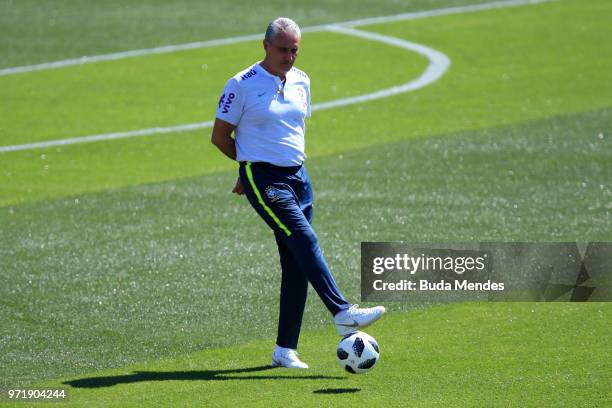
[256,62,291,85]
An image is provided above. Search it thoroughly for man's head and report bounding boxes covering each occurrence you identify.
[262,17,301,77]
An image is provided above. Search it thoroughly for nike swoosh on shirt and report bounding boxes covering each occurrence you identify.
[257,92,266,97]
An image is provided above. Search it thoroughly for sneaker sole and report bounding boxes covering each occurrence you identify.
[336,311,385,336]
[271,359,308,369]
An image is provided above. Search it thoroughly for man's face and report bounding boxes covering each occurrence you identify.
[263,32,300,75]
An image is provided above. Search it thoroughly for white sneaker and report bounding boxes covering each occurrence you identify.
[334,304,386,336]
[271,346,309,369]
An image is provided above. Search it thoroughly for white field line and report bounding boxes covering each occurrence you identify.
[0,122,216,153]
[0,0,550,153]
[0,27,449,153]
[0,0,552,77]
[314,25,450,111]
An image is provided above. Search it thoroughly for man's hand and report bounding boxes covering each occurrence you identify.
[232,177,244,195]
[211,118,237,160]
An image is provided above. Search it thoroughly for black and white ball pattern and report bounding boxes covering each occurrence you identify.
[336,331,380,374]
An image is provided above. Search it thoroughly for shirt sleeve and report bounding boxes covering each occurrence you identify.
[216,78,243,125]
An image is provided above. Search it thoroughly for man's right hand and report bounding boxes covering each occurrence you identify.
[232,177,244,195]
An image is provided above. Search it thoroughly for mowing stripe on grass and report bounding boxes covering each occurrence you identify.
[0,0,552,77]
[244,162,292,237]
[0,28,449,153]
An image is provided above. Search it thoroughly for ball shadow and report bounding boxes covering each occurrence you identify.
[313,388,361,394]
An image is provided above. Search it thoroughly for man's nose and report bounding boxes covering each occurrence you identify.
[284,53,295,63]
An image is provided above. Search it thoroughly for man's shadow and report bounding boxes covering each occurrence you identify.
[64,365,345,388]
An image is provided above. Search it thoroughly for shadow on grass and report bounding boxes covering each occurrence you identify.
[313,388,361,394]
[64,365,345,388]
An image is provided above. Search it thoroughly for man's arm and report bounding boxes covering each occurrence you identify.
[211,118,244,195]
[211,118,237,160]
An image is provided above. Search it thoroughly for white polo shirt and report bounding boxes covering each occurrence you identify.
[215,62,311,167]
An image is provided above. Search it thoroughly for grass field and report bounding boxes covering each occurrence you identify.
[6,303,610,407]
[1,0,611,406]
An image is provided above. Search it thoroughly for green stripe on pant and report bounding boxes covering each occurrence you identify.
[244,161,292,237]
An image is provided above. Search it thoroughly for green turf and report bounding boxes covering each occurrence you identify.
[2,0,611,207]
[2,303,609,407]
[1,31,427,146]
[0,0,496,68]
[1,0,611,405]
[1,108,610,391]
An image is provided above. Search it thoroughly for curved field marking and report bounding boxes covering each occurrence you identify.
[313,26,450,111]
[0,28,449,153]
[0,0,552,77]
[0,0,551,153]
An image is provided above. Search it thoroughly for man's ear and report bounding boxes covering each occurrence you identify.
[262,40,268,52]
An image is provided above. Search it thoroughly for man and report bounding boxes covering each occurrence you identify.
[211,17,385,369]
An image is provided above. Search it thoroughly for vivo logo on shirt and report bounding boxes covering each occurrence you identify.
[218,92,236,114]
[240,69,257,81]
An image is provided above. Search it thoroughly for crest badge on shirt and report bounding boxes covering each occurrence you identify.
[296,87,307,110]
[265,186,280,203]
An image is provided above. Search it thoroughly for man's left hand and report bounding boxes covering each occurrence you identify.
[232,177,244,195]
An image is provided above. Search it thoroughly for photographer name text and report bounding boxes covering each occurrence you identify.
[372,279,504,291]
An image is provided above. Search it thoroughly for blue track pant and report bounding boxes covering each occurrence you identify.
[239,161,350,349]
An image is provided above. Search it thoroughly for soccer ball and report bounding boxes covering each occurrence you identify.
[336,331,380,374]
